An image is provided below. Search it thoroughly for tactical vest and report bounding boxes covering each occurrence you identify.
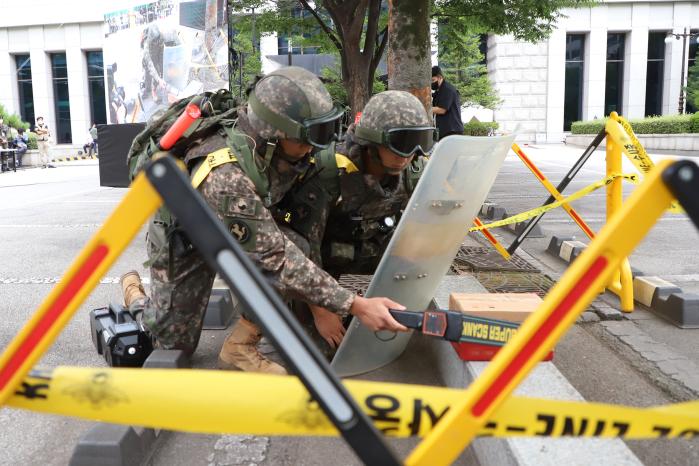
[273,148,357,239]
[275,149,426,259]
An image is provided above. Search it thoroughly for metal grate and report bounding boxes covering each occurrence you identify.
[453,246,539,273]
[471,271,557,298]
[338,274,372,296]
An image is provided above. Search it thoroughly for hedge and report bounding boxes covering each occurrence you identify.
[463,121,498,136]
[27,132,38,150]
[571,114,696,135]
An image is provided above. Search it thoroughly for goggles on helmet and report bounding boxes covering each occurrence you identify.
[248,90,343,148]
[354,125,437,158]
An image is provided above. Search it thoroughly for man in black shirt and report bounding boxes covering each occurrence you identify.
[431,65,464,139]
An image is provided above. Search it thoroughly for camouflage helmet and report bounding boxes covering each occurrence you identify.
[354,90,436,157]
[246,66,342,148]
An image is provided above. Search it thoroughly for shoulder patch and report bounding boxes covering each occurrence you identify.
[229,220,251,243]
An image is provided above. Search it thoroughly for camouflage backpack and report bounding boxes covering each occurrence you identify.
[126,89,241,181]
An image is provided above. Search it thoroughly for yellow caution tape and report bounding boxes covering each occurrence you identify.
[611,114,683,214]
[7,367,698,439]
[469,173,639,232]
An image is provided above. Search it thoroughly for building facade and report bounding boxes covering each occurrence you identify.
[3,1,699,146]
[488,1,699,142]
[0,0,105,146]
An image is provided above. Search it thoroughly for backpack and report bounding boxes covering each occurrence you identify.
[126,89,241,181]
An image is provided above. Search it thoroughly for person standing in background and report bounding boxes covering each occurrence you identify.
[35,116,53,168]
[0,117,9,149]
[431,65,464,140]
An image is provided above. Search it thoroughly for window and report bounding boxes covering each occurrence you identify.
[15,54,34,126]
[564,34,585,131]
[686,30,699,114]
[51,53,72,144]
[645,32,665,117]
[277,6,320,55]
[605,33,625,116]
[86,51,107,125]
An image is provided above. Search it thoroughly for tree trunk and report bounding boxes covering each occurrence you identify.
[387,0,432,112]
[322,0,383,118]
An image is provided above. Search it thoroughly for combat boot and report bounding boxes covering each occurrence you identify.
[120,271,147,308]
[218,317,287,375]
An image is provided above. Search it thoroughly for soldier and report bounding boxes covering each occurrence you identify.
[121,67,407,375]
[274,90,435,353]
[140,23,182,104]
[34,117,53,168]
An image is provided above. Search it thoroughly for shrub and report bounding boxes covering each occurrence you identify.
[27,132,38,150]
[463,121,498,136]
[690,112,699,133]
[0,103,31,131]
[571,114,695,135]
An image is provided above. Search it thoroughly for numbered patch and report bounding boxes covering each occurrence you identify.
[230,220,251,243]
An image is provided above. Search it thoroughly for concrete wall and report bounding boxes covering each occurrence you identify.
[488,36,549,142]
[491,1,699,143]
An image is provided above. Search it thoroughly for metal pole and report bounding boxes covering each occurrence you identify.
[288,38,292,66]
[605,113,635,312]
[680,27,688,114]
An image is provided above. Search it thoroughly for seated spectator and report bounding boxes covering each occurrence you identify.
[13,130,27,168]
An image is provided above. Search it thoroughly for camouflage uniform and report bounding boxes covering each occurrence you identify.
[276,90,431,277]
[274,90,433,357]
[131,68,353,356]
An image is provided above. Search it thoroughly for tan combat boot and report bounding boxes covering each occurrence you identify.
[120,271,147,308]
[218,317,287,375]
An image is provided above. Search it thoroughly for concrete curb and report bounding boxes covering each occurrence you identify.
[430,275,641,465]
[547,235,699,328]
[480,202,545,238]
[69,351,189,466]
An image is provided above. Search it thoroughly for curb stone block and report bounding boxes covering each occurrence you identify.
[69,425,146,466]
[203,288,235,329]
[143,349,190,369]
[70,351,186,465]
[546,236,574,256]
[633,276,682,308]
[654,293,699,328]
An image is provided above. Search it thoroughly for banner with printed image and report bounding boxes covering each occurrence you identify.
[103,0,229,124]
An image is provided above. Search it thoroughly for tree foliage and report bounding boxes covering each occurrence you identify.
[230,13,262,99]
[433,0,595,43]
[686,58,699,112]
[0,103,30,131]
[229,0,592,113]
[437,30,499,109]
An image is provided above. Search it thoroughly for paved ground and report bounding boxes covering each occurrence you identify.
[0,147,697,465]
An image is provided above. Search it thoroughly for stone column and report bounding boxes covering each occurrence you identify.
[582,7,608,121]
[623,3,649,119]
[545,28,566,142]
[66,24,90,144]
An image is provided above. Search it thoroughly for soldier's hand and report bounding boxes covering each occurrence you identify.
[350,296,409,333]
[310,304,345,348]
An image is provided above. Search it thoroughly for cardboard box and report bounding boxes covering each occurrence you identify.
[448,292,553,361]
[449,292,543,322]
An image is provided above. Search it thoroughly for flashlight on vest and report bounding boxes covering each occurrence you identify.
[378,216,396,233]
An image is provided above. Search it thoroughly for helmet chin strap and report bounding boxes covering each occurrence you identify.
[368,146,401,176]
